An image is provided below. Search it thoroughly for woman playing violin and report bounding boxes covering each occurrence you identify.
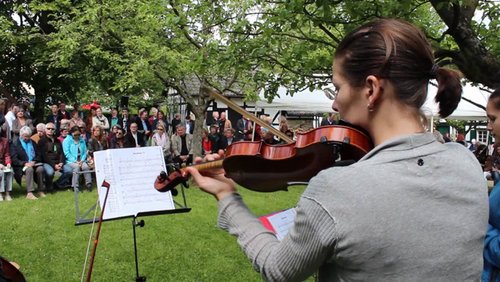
[187,19,488,281]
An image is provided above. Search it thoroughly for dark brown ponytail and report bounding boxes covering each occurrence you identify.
[434,67,462,118]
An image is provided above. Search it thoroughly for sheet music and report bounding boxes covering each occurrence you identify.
[94,147,175,220]
[266,208,296,241]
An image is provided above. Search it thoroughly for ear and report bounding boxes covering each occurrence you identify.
[365,75,384,106]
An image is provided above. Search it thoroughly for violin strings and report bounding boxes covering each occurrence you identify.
[81,198,100,282]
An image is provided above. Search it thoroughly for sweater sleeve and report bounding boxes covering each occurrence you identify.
[218,193,337,282]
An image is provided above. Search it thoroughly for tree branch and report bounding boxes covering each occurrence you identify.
[169,0,202,49]
[430,0,500,88]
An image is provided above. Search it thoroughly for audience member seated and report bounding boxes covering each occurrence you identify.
[92,107,110,132]
[58,102,71,120]
[57,126,69,144]
[87,125,109,169]
[107,124,120,144]
[85,107,96,134]
[10,126,46,200]
[208,125,220,153]
[171,124,193,166]
[284,129,294,141]
[475,142,489,170]
[11,108,34,142]
[0,133,12,201]
[218,128,236,152]
[150,122,171,164]
[109,108,119,128]
[185,114,195,134]
[60,119,71,133]
[88,125,109,156]
[170,113,181,134]
[124,122,145,148]
[69,110,83,129]
[148,107,158,129]
[77,121,90,142]
[201,129,213,156]
[37,122,65,192]
[236,116,253,141]
[31,123,46,144]
[218,112,232,133]
[260,128,279,145]
[110,127,126,149]
[4,103,19,142]
[320,113,337,126]
[62,126,93,192]
[118,107,131,134]
[135,109,151,144]
[152,110,168,134]
[46,104,61,136]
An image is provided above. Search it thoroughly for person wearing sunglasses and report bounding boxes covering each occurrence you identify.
[37,122,65,192]
[110,127,126,149]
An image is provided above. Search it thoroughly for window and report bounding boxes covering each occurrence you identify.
[477,129,488,144]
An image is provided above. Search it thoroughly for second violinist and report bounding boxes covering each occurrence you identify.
[187,19,488,281]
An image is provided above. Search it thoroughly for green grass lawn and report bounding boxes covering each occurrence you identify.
[0,180,305,281]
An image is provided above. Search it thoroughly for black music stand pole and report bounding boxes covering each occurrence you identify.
[132,216,146,282]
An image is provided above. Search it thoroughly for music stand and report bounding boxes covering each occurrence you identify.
[77,147,191,281]
[78,181,190,282]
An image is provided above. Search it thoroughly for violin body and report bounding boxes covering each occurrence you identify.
[223,125,372,192]
[0,257,26,282]
[154,125,373,193]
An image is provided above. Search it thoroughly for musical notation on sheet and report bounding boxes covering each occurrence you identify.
[94,147,175,220]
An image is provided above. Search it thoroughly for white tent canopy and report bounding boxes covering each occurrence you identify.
[257,83,490,120]
[256,86,334,113]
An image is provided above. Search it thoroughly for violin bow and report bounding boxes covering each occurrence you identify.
[85,180,111,282]
[205,87,294,144]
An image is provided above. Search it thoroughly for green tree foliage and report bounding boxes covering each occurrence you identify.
[0,0,85,121]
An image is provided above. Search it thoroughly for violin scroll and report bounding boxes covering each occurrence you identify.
[154,169,186,196]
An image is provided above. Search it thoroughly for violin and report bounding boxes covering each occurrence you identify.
[154,125,373,193]
[0,257,26,282]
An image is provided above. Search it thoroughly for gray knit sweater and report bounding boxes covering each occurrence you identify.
[218,133,489,281]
